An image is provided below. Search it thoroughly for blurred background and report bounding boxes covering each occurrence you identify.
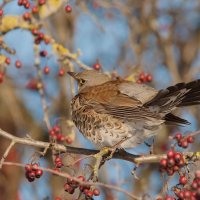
[0,0,200,199]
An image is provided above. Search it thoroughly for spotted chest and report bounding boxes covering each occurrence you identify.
[71,95,131,147]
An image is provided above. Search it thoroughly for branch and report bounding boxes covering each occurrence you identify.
[0,129,200,165]
[3,161,139,200]
[0,140,15,168]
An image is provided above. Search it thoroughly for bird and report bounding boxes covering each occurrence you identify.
[68,70,200,149]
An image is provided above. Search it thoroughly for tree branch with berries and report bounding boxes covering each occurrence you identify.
[1,1,200,200]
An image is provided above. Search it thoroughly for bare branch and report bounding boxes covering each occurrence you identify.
[0,140,15,168]
[0,129,199,165]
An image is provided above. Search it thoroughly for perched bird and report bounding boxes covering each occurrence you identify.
[68,70,200,149]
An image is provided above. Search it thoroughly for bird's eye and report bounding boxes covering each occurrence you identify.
[79,79,86,86]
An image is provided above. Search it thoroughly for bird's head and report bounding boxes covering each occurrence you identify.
[67,70,110,91]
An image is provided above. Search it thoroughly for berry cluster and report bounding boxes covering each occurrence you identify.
[31,29,50,45]
[49,125,73,144]
[136,72,153,84]
[64,176,100,199]
[160,149,185,176]
[54,156,64,169]
[26,79,41,91]
[174,132,194,148]
[17,0,31,9]
[174,171,200,200]
[25,163,43,182]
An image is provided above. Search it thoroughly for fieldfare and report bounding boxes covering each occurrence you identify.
[68,70,200,149]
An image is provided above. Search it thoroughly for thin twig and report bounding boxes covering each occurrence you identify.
[34,45,52,130]
[3,161,139,200]
[0,140,15,168]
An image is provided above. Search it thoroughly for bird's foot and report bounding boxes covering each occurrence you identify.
[92,146,116,181]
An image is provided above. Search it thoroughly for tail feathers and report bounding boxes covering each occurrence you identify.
[145,79,200,113]
[164,113,191,126]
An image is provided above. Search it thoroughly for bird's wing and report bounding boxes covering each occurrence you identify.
[118,81,158,104]
[82,81,161,120]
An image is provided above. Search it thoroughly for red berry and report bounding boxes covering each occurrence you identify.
[195,170,200,179]
[24,2,30,9]
[40,50,48,57]
[160,158,167,168]
[179,176,187,185]
[44,37,50,44]
[38,32,44,40]
[26,79,39,90]
[93,188,100,196]
[49,129,55,136]
[28,171,36,179]
[65,136,73,144]
[65,5,72,13]
[191,181,198,189]
[32,29,39,35]
[64,183,74,194]
[0,9,4,17]
[53,125,60,133]
[0,72,4,83]
[54,156,62,163]
[174,132,182,141]
[18,0,23,6]
[58,68,65,76]
[27,177,35,182]
[184,190,191,198]
[165,196,175,200]
[167,149,175,158]
[176,191,184,199]
[15,60,22,68]
[146,74,153,82]
[43,66,50,74]
[167,158,175,167]
[93,62,101,70]
[173,165,179,172]
[167,168,174,176]
[55,197,62,200]
[55,161,63,168]
[187,135,194,143]
[177,158,185,167]
[56,133,65,141]
[5,57,11,65]
[136,79,142,84]
[174,152,182,163]
[25,164,32,172]
[139,72,146,82]
[38,0,46,6]
[180,139,188,148]
[32,6,39,14]
[23,12,31,20]
[35,169,43,178]
[77,175,85,182]
[32,163,39,171]
[85,190,93,197]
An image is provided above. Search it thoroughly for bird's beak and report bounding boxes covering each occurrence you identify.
[67,71,77,79]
